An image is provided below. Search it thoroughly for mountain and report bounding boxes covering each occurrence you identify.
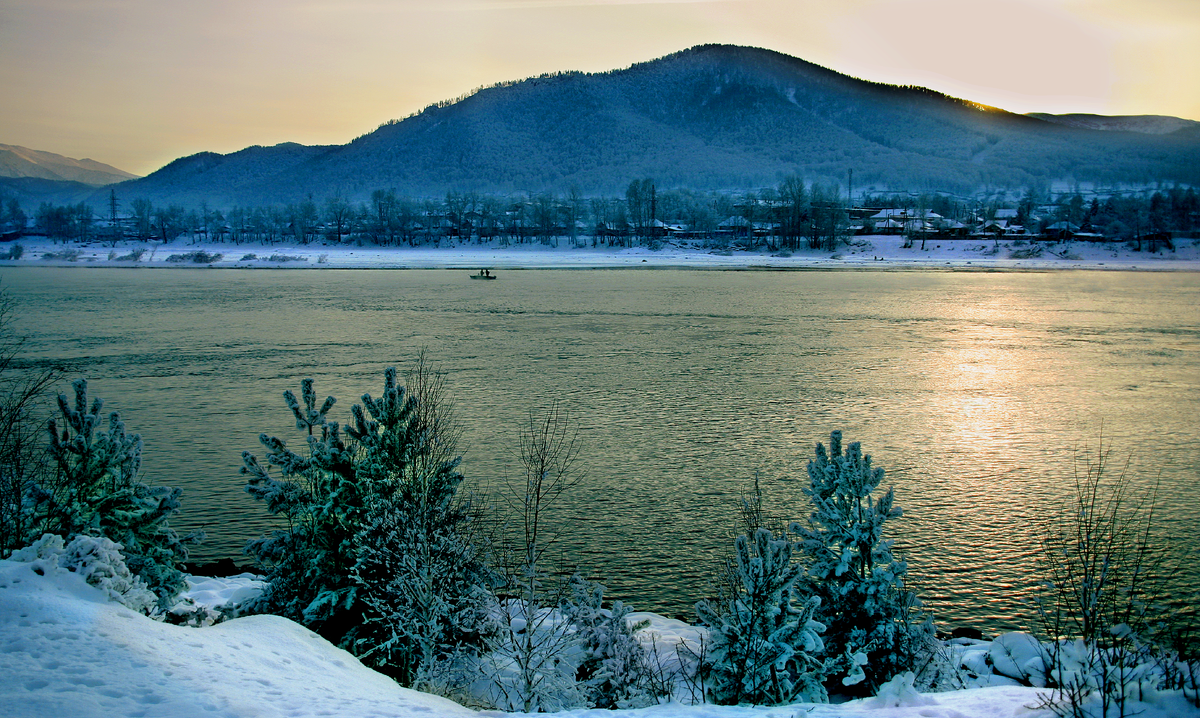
[0,144,138,186]
[1028,113,1200,135]
[107,45,1200,207]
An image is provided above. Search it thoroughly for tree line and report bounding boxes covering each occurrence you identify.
[4,180,1197,251]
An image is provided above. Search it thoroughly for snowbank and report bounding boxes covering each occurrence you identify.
[5,236,1199,271]
[0,556,474,718]
[0,555,1047,718]
[5,555,1199,717]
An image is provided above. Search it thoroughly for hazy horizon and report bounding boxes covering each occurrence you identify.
[3,0,1198,176]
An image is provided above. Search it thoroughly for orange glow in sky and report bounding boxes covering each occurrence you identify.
[1,0,1196,176]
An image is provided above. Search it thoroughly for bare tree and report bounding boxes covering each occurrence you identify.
[486,401,586,711]
[1034,437,1186,718]
[0,287,65,555]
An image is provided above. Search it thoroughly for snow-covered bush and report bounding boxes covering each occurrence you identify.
[865,671,939,709]
[483,599,586,712]
[242,364,493,687]
[10,532,158,613]
[1033,440,1198,717]
[695,527,828,706]
[482,402,589,712]
[19,380,197,608]
[792,431,933,693]
[560,574,658,708]
[990,632,1051,686]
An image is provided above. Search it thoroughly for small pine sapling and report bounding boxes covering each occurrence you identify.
[33,379,197,608]
[241,376,358,635]
[561,574,655,708]
[695,527,828,706]
[792,431,931,694]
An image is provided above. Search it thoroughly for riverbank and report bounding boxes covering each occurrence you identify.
[5,236,1199,270]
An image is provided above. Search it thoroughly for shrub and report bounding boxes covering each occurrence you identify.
[0,290,61,557]
[21,380,198,608]
[1,244,24,260]
[165,250,222,263]
[792,431,932,693]
[1034,439,1196,717]
[242,363,492,686]
[267,254,306,262]
[483,403,587,712]
[40,249,80,261]
[112,248,146,262]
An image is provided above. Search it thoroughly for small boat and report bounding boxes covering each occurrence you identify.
[469,270,497,280]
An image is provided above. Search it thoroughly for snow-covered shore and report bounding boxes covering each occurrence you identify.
[4,555,1198,718]
[5,236,1199,271]
[0,555,1045,718]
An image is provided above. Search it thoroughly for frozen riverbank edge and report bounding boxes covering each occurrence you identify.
[4,558,1197,718]
[6,236,1200,271]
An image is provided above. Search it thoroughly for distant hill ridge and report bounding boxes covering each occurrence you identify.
[0,144,138,186]
[1027,113,1200,135]
[76,44,1200,207]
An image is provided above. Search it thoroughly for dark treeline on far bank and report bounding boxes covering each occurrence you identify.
[2,177,1198,252]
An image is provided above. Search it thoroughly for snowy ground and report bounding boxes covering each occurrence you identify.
[0,556,1043,718]
[4,556,1198,718]
[5,236,1199,271]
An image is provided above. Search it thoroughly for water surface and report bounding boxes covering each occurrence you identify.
[8,267,1199,632]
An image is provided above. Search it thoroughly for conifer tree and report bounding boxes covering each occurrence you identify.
[33,379,195,608]
[695,527,828,706]
[242,366,493,686]
[792,431,931,693]
[561,574,655,709]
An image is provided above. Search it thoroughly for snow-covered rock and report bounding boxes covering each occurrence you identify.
[989,632,1050,686]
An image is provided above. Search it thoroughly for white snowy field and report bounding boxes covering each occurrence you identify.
[5,235,1199,271]
[0,556,1040,718]
[4,556,1198,718]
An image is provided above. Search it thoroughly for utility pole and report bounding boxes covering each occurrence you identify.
[108,189,120,246]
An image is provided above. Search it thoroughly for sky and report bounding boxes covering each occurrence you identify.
[2,0,1198,177]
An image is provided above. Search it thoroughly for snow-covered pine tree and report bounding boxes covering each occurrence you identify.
[241,377,357,635]
[561,574,656,709]
[791,430,931,693]
[695,527,828,706]
[346,367,496,687]
[243,366,493,687]
[32,379,197,608]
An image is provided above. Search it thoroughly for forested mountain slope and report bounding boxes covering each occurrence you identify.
[106,45,1200,206]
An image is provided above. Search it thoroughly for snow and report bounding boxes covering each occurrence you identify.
[4,553,1198,717]
[5,236,1199,271]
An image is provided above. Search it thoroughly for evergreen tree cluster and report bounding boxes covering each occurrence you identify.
[695,431,932,706]
[4,379,197,609]
[240,369,496,686]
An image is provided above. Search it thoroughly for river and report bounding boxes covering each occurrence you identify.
[6,267,1199,633]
